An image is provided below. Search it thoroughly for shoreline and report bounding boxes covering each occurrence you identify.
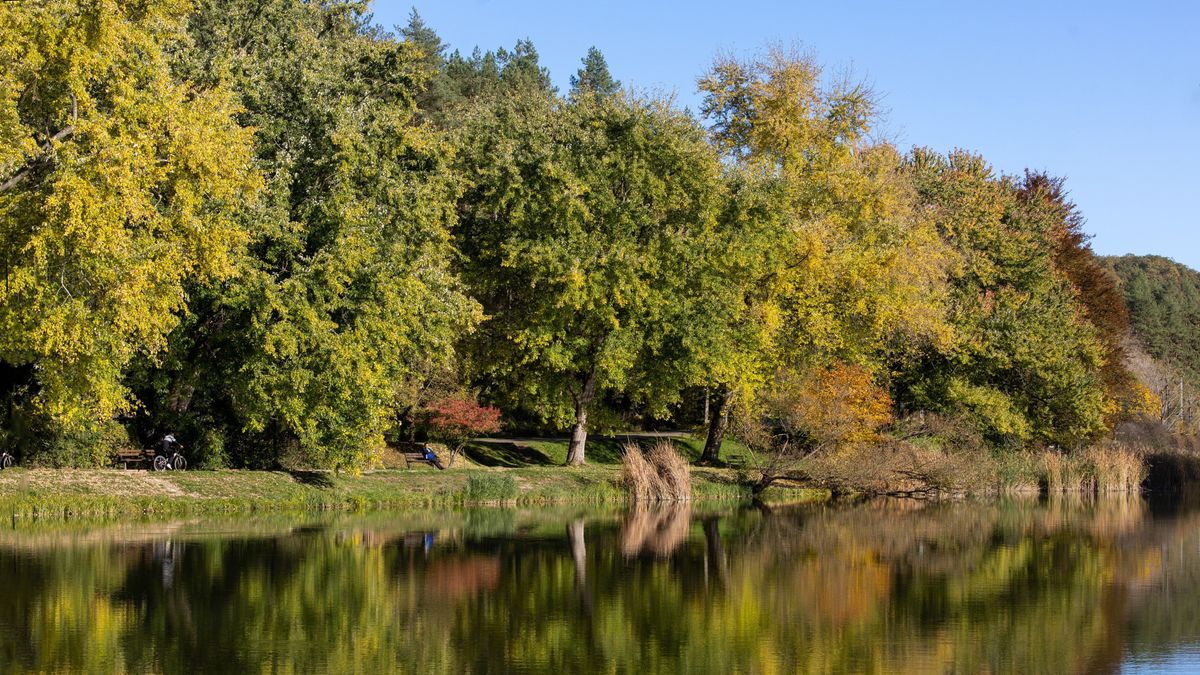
[0,466,806,522]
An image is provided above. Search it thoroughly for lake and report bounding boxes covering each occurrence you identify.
[1,496,1199,673]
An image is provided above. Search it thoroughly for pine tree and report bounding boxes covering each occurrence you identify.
[570,46,620,98]
[400,8,445,71]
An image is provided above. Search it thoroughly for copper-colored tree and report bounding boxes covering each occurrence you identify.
[738,363,892,494]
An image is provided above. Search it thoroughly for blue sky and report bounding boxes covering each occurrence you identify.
[373,1,1199,269]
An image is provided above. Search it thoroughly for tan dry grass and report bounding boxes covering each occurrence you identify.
[621,441,691,502]
[1041,443,1145,494]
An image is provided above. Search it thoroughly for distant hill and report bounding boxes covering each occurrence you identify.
[1104,255,1200,386]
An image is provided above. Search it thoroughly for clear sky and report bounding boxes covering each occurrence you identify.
[373,1,1199,269]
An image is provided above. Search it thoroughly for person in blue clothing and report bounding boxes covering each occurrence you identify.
[422,444,445,470]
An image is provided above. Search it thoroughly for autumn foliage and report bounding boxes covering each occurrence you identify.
[760,364,893,451]
[739,363,893,492]
[420,395,503,452]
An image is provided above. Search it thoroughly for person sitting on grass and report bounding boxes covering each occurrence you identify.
[423,444,445,470]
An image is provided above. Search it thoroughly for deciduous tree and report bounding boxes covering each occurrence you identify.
[455,90,721,465]
[0,0,257,438]
[143,0,479,470]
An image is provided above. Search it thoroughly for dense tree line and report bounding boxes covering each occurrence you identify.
[0,1,1149,469]
[1105,254,1200,430]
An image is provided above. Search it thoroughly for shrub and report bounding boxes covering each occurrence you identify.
[22,417,131,468]
[192,428,229,469]
[735,364,893,493]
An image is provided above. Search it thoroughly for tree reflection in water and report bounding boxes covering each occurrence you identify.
[1,495,1199,673]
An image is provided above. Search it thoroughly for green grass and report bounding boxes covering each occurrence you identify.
[0,435,800,524]
[464,474,518,502]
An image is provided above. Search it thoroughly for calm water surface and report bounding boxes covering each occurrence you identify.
[1,496,1199,673]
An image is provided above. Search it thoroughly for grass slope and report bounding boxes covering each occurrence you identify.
[0,435,760,521]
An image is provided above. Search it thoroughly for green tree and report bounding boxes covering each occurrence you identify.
[1105,254,1200,385]
[569,47,620,98]
[148,0,479,469]
[1104,254,1200,429]
[0,0,257,445]
[1017,171,1136,425]
[399,8,449,116]
[428,39,556,124]
[454,90,721,465]
[897,150,1109,447]
[694,49,949,462]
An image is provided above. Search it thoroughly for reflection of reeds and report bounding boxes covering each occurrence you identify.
[620,503,692,557]
[622,441,691,502]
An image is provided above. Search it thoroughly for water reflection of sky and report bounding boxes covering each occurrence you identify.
[1123,647,1200,674]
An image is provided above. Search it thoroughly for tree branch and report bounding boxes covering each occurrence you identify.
[0,124,75,193]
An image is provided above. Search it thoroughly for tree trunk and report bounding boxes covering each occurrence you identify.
[568,519,586,585]
[566,406,589,466]
[567,518,593,615]
[700,387,734,465]
[565,372,597,466]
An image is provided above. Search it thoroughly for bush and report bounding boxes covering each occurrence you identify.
[463,474,517,503]
[191,428,229,469]
[22,417,131,468]
[804,439,991,496]
[622,441,691,502]
[420,394,502,456]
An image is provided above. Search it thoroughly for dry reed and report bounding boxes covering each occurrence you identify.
[620,503,692,557]
[622,441,691,502]
[1041,443,1145,494]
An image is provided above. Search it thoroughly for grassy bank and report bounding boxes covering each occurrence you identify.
[0,463,752,522]
[5,430,1195,524]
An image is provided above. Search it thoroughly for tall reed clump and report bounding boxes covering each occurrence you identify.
[622,441,691,502]
[1083,443,1146,493]
[1042,451,1092,493]
[1041,443,1146,494]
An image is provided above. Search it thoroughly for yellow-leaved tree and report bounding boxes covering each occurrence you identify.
[0,0,257,461]
[694,48,950,464]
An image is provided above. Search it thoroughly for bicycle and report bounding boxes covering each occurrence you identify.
[153,451,187,472]
[152,434,187,471]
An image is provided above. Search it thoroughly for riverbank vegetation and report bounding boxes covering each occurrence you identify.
[2,1,1195,498]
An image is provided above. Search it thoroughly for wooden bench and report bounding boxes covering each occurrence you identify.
[114,447,153,469]
[113,448,187,471]
[400,445,456,470]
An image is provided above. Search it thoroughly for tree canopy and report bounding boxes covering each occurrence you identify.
[0,4,1155,468]
[454,88,721,465]
[0,0,257,443]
